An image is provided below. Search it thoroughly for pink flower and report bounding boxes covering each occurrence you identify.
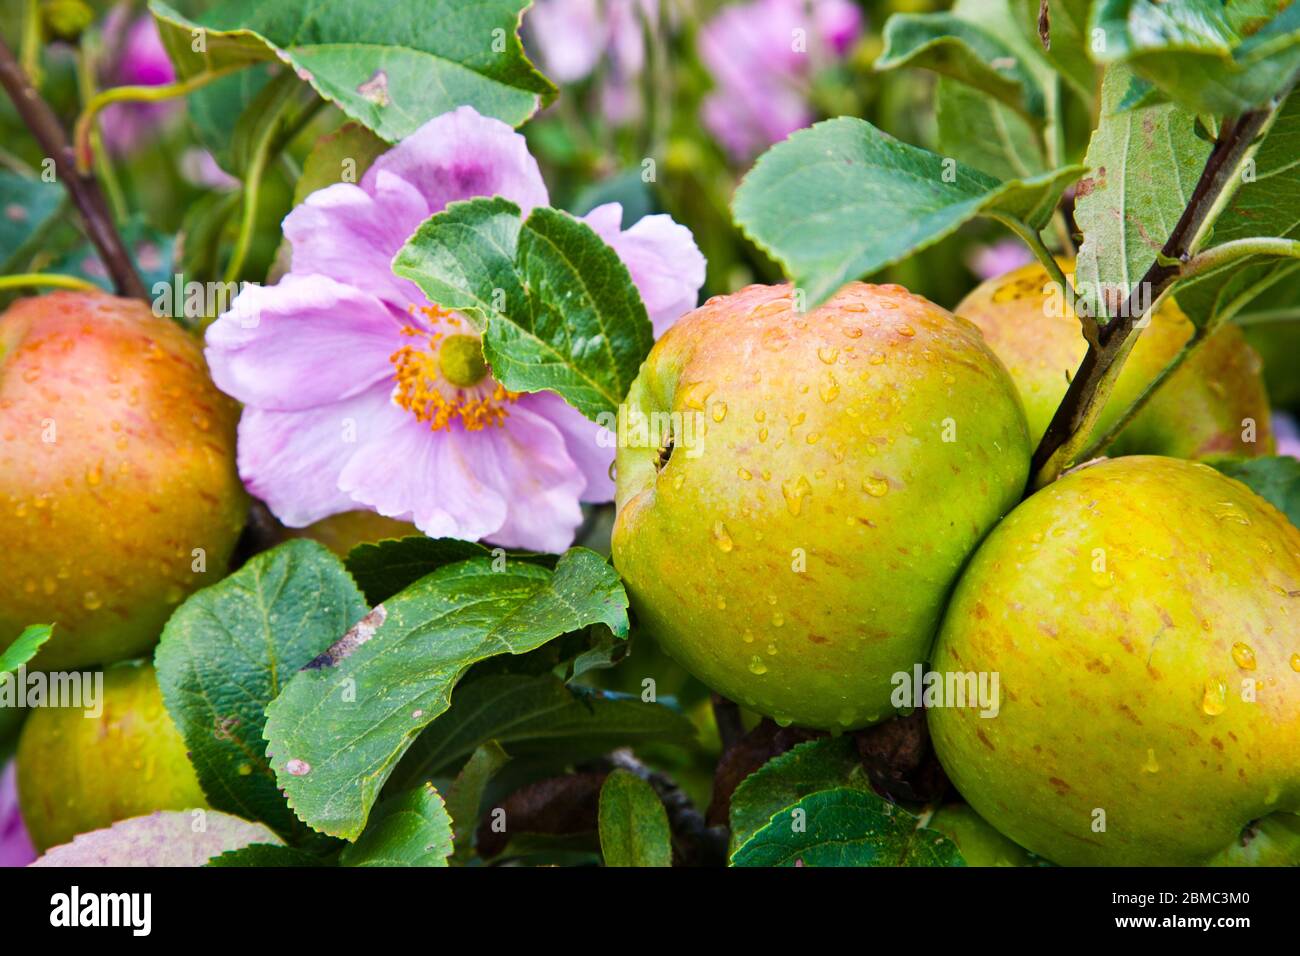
[206,106,705,553]
[99,12,178,156]
[965,238,1035,281]
[525,0,660,124]
[700,0,863,162]
[0,760,36,868]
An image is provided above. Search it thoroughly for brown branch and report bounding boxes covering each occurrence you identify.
[1029,104,1276,482]
[0,35,145,300]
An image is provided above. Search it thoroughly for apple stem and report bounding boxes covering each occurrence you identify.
[1028,84,1292,489]
[0,35,147,301]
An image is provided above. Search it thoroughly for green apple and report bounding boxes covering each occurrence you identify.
[929,455,1300,866]
[0,292,247,671]
[957,261,1274,459]
[928,804,1039,866]
[16,660,207,852]
[612,282,1031,730]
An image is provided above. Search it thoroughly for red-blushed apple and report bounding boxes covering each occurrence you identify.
[957,260,1273,459]
[612,282,1031,730]
[16,660,207,852]
[929,456,1300,866]
[0,292,247,670]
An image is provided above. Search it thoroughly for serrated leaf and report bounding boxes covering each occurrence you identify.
[936,77,1046,181]
[445,742,510,862]
[1091,0,1300,115]
[149,0,556,140]
[394,199,655,420]
[0,624,52,674]
[344,534,554,605]
[732,117,1082,305]
[390,674,696,787]
[877,12,1046,118]
[340,783,454,867]
[731,788,965,867]
[598,770,672,867]
[1174,91,1300,325]
[0,172,62,272]
[727,737,868,857]
[1073,66,1211,320]
[1212,456,1300,528]
[155,540,368,838]
[32,811,281,867]
[206,844,324,866]
[264,548,629,840]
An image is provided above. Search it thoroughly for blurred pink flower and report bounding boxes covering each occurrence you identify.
[1274,411,1300,460]
[965,238,1035,281]
[700,0,863,162]
[525,0,659,124]
[206,107,705,552]
[99,12,178,156]
[0,760,36,868]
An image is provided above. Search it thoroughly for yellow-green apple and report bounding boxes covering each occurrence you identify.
[927,803,1039,866]
[16,660,207,852]
[957,261,1273,459]
[612,282,1031,730]
[0,292,247,670]
[929,455,1300,866]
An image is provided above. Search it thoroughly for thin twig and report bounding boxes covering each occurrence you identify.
[0,35,145,299]
[1029,96,1282,486]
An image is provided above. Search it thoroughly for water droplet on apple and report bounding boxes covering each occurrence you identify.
[817,346,839,364]
[819,372,839,403]
[863,476,889,497]
[781,476,811,515]
[1142,749,1160,773]
[711,401,727,422]
[1230,642,1256,670]
[1201,678,1227,716]
[716,595,727,610]
[82,590,103,610]
[1290,653,1300,672]
[771,613,784,627]
[748,656,768,675]
[712,520,734,552]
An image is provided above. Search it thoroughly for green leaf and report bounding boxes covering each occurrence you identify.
[294,122,389,206]
[391,674,696,786]
[731,788,965,867]
[344,535,554,605]
[1073,66,1211,320]
[206,844,324,867]
[444,741,510,862]
[393,199,655,420]
[936,77,1046,181]
[0,624,52,674]
[1090,0,1300,115]
[187,64,276,175]
[149,0,556,139]
[0,172,63,272]
[1011,0,1097,100]
[264,548,629,840]
[598,770,672,867]
[1212,456,1300,528]
[155,540,368,838]
[877,12,1046,118]
[727,737,868,857]
[1174,91,1300,325]
[339,783,454,867]
[732,117,1083,305]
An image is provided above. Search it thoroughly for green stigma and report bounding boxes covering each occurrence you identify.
[438,334,490,388]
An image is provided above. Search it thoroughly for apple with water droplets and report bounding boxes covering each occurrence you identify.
[16,660,207,852]
[929,456,1300,866]
[956,260,1273,460]
[0,292,247,670]
[612,282,1031,730]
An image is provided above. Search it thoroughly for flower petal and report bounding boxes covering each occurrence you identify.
[584,203,706,335]
[282,175,430,308]
[205,274,401,411]
[521,391,615,502]
[361,105,549,216]
[236,385,396,527]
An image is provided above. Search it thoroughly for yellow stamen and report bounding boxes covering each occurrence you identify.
[390,306,518,432]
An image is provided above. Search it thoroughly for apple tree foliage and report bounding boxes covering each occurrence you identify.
[2,0,1299,869]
